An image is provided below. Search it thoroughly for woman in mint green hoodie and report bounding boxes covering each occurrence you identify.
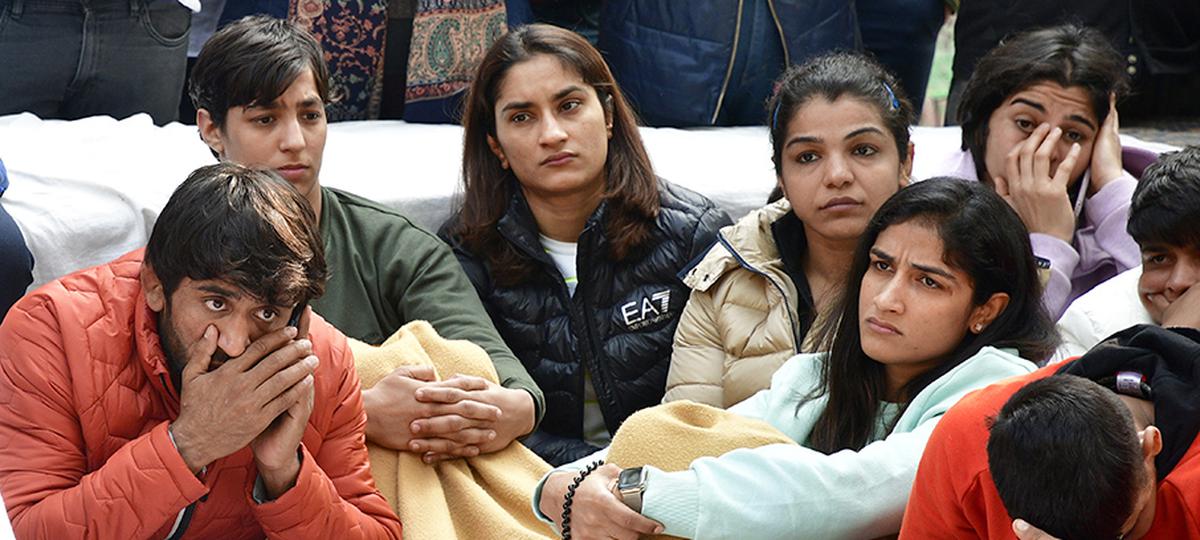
[533,178,1060,539]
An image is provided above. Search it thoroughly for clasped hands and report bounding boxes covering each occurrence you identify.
[171,309,317,500]
[362,365,535,463]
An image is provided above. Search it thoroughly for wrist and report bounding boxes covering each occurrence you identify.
[257,452,302,500]
[169,421,209,474]
[505,387,536,438]
[540,471,574,525]
[361,387,384,441]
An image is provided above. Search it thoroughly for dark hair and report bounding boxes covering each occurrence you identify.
[768,51,914,178]
[146,163,328,306]
[806,178,1058,453]
[958,24,1130,182]
[988,375,1144,540]
[450,24,659,286]
[1129,146,1200,250]
[188,15,331,130]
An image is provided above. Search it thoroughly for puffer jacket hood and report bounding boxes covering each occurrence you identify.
[0,249,402,539]
[442,180,730,465]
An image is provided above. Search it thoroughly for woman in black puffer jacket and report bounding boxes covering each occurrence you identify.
[439,24,731,466]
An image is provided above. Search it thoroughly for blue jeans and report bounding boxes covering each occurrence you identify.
[0,202,33,320]
[0,0,191,125]
[857,0,944,116]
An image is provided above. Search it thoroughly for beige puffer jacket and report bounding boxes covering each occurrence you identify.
[664,199,821,408]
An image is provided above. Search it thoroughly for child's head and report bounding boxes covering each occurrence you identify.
[1129,146,1200,323]
[988,375,1159,539]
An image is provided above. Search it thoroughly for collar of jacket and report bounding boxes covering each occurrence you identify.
[496,182,610,265]
[682,198,795,292]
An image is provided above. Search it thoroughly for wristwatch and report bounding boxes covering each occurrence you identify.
[616,466,648,513]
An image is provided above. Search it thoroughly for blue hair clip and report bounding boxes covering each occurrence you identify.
[883,82,900,110]
[771,100,782,130]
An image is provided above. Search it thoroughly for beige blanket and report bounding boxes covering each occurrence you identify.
[350,321,555,540]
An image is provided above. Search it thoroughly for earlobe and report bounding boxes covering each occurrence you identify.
[968,292,1011,334]
[486,134,510,170]
[140,263,166,313]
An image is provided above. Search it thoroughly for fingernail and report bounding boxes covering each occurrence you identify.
[423,454,433,464]
[306,355,319,367]
[409,441,421,452]
[654,526,664,534]
[204,326,216,339]
[285,326,298,338]
[488,431,497,441]
[411,422,421,434]
[1014,519,1029,532]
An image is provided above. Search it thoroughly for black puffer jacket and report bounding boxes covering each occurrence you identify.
[440,180,730,465]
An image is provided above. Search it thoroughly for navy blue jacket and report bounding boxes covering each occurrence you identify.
[440,180,730,465]
[599,0,860,126]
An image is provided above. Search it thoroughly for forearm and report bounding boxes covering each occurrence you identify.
[643,427,936,539]
[254,445,402,540]
[532,446,611,525]
[8,422,207,540]
[1084,174,1140,271]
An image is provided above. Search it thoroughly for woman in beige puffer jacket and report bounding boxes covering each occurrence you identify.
[664,52,917,408]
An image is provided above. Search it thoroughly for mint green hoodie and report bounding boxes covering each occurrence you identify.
[534,346,1036,539]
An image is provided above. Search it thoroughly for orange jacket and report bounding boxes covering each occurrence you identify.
[900,362,1200,540]
[0,250,402,539]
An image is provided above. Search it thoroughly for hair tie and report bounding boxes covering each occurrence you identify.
[771,100,782,131]
[883,82,900,110]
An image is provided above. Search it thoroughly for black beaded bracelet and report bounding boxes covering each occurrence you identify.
[560,459,604,539]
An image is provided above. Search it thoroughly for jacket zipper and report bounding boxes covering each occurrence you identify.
[711,0,746,125]
[571,225,613,434]
[716,233,803,353]
[766,0,790,67]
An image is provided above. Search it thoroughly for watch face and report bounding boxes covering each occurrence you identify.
[618,467,644,490]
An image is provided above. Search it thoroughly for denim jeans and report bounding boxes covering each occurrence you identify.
[0,0,191,125]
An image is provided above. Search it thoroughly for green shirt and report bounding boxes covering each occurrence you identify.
[311,186,544,424]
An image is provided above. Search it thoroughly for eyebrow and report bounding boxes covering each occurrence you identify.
[1010,97,1045,113]
[197,284,242,298]
[845,126,885,139]
[1066,114,1097,131]
[1011,98,1097,131]
[500,85,587,113]
[785,126,886,149]
[246,95,324,110]
[870,247,958,281]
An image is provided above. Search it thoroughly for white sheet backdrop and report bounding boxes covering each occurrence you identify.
[0,113,1176,292]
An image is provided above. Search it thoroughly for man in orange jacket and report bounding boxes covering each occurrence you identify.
[0,163,402,539]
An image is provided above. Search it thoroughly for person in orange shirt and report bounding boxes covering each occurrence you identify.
[900,147,1200,540]
[0,163,401,539]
